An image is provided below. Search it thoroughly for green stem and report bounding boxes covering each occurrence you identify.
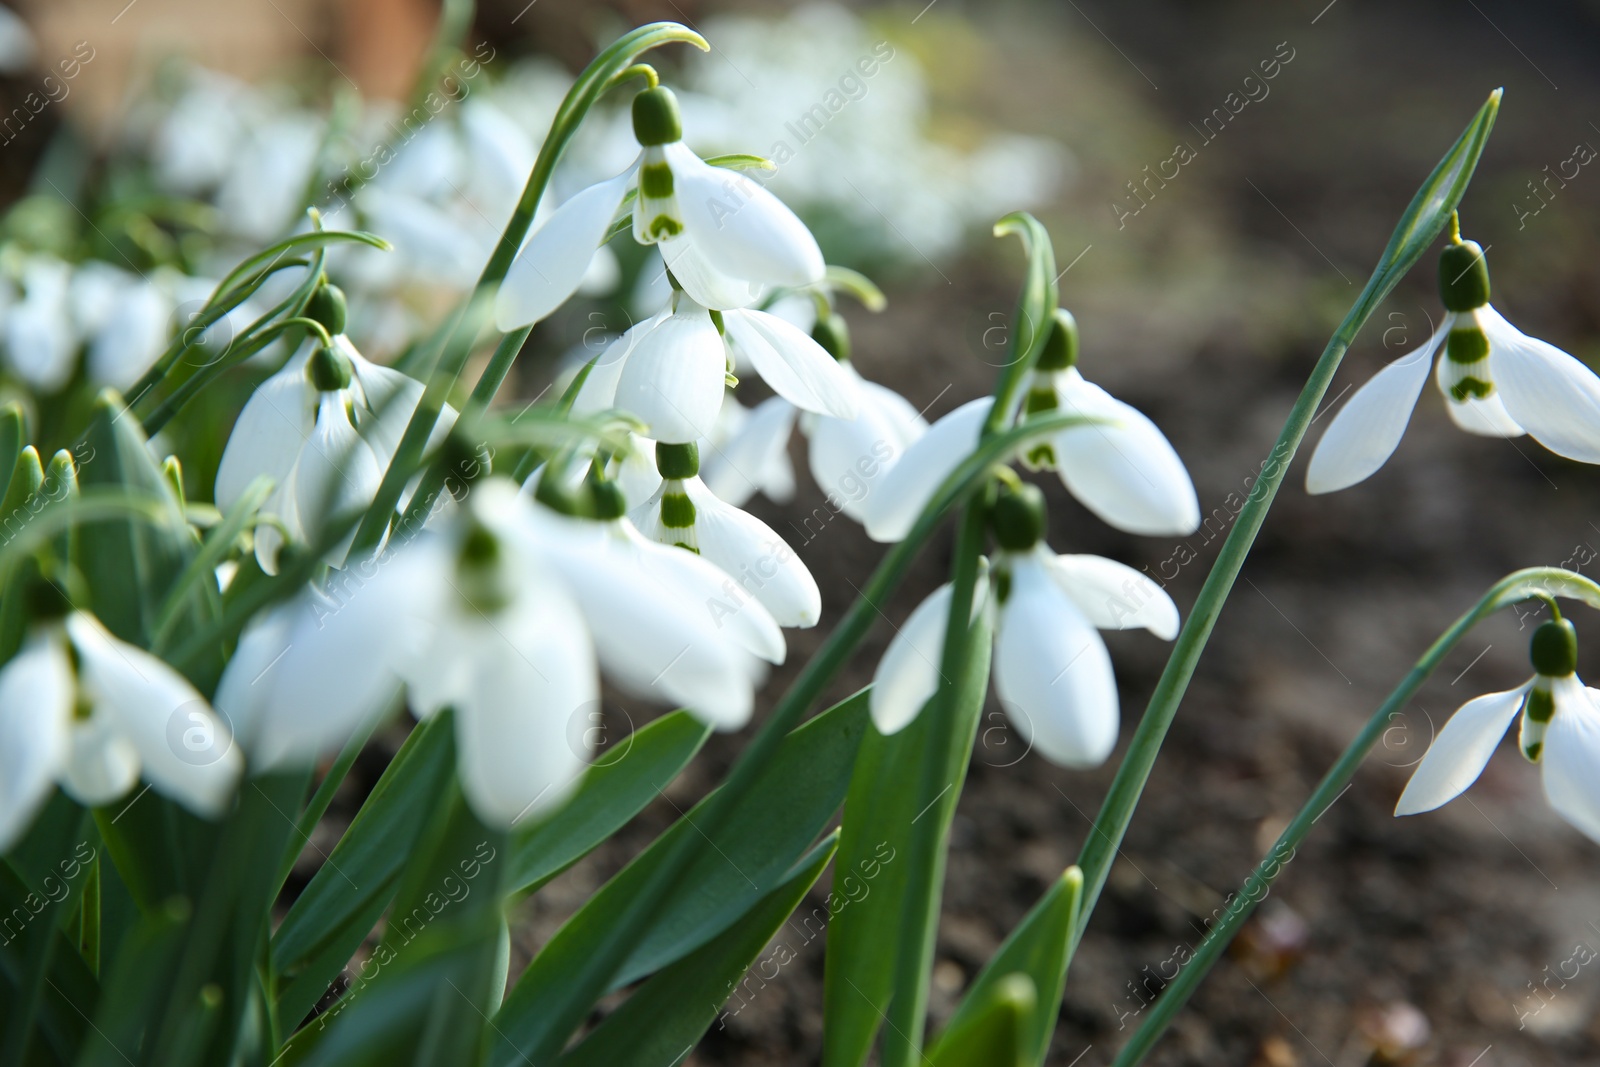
[493,407,1101,1065]
[1070,88,1501,953]
[882,499,989,1067]
[348,22,709,559]
[1113,567,1600,1065]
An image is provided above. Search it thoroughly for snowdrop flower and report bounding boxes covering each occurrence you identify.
[572,281,858,443]
[870,483,1177,767]
[495,84,825,330]
[631,440,820,628]
[4,255,76,393]
[705,310,926,520]
[700,393,798,507]
[1308,231,1600,493]
[1397,615,1600,843]
[527,473,785,725]
[864,313,1198,543]
[0,588,242,851]
[214,286,449,573]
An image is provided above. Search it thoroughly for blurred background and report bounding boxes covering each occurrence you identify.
[6,0,1600,1063]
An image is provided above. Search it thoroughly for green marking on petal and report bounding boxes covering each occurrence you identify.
[660,491,696,529]
[1450,377,1493,402]
[672,542,700,554]
[649,215,683,239]
[1445,325,1489,364]
[1023,386,1059,416]
[640,162,675,199]
[1525,685,1556,724]
[1523,740,1543,762]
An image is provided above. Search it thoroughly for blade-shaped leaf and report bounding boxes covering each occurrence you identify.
[929,867,1081,1066]
[509,710,711,894]
[927,973,1034,1067]
[557,833,839,1067]
[488,690,869,1067]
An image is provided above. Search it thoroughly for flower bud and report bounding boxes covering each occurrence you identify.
[1036,308,1079,372]
[812,313,851,363]
[1438,240,1490,313]
[991,482,1046,551]
[306,344,352,392]
[587,477,628,521]
[305,282,348,337]
[1530,617,1578,678]
[655,441,700,479]
[632,86,683,147]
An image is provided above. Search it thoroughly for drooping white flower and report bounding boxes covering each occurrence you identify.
[870,484,1177,767]
[572,286,858,443]
[1397,616,1600,843]
[631,441,820,628]
[4,255,76,393]
[214,324,451,574]
[1308,236,1600,493]
[495,84,824,330]
[864,320,1198,544]
[0,598,242,852]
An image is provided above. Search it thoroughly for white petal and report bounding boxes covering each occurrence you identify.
[1306,323,1444,494]
[613,306,727,443]
[806,371,927,524]
[684,478,820,628]
[216,354,314,512]
[61,716,141,808]
[666,142,824,288]
[347,345,427,464]
[623,521,786,664]
[1482,305,1600,463]
[658,235,763,310]
[495,167,633,331]
[701,395,797,507]
[519,513,760,729]
[1394,682,1528,816]
[448,582,597,828]
[1050,371,1199,535]
[869,583,951,735]
[65,614,242,817]
[992,553,1119,769]
[570,311,669,417]
[0,635,72,852]
[1041,553,1179,639]
[863,398,992,543]
[1543,683,1600,843]
[723,310,859,419]
[294,397,385,569]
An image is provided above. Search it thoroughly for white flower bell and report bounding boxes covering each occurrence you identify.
[572,284,858,443]
[495,84,825,330]
[214,285,450,574]
[864,313,1199,543]
[870,483,1178,768]
[1397,615,1600,843]
[631,441,820,628]
[0,588,242,852]
[1308,231,1600,493]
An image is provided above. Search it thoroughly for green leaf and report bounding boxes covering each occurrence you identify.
[930,868,1081,1066]
[508,710,711,894]
[828,607,993,1067]
[272,715,454,1023]
[150,474,271,652]
[77,895,192,1067]
[74,391,208,669]
[0,402,24,504]
[926,974,1035,1067]
[558,833,839,1067]
[487,690,870,1067]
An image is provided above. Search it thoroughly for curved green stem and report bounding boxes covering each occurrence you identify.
[1114,567,1600,1065]
[349,22,709,560]
[1070,88,1501,953]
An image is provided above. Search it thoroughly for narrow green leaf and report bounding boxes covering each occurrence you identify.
[77,896,192,1067]
[931,868,1081,1066]
[0,402,24,506]
[508,710,711,894]
[488,690,869,1067]
[558,833,839,1067]
[926,974,1034,1067]
[271,716,454,995]
[150,475,272,651]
